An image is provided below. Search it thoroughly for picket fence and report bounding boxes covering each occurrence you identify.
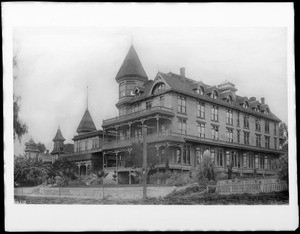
[208,180,288,195]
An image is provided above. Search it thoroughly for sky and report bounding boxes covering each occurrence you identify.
[13,26,288,155]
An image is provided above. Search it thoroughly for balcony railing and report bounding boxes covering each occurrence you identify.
[102,131,283,154]
[102,106,174,126]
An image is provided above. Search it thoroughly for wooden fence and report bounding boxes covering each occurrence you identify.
[208,180,288,195]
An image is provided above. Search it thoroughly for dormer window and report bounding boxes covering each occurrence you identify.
[195,86,205,95]
[265,108,270,115]
[243,101,249,109]
[227,95,233,104]
[211,90,218,99]
[134,89,140,97]
[152,82,166,94]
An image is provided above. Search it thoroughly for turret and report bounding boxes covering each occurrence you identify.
[115,45,148,111]
[51,126,65,155]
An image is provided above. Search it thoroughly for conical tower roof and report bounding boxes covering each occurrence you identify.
[76,109,97,134]
[53,127,66,141]
[115,45,148,82]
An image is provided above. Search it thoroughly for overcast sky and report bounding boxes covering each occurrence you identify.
[13,26,287,155]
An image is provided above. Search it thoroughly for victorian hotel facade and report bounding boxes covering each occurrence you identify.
[60,45,284,183]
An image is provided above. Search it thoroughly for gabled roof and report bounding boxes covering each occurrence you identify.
[115,45,148,82]
[53,128,65,141]
[76,109,97,134]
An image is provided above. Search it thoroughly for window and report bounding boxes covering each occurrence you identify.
[178,118,187,135]
[243,101,249,109]
[226,128,233,142]
[246,154,254,169]
[85,140,88,150]
[237,112,240,127]
[255,134,261,147]
[257,155,265,170]
[119,82,126,97]
[159,96,165,107]
[197,122,205,138]
[197,102,205,119]
[265,136,270,149]
[211,90,218,99]
[146,101,152,110]
[212,125,219,140]
[134,128,142,138]
[152,82,166,94]
[274,137,277,149]
[196,147,205,165]
[243,115,249,129]
[255,118,261,132]
[177,96,186,114]
[211,106,219,122]
[265,120,270,133]
[212,148,223,167]
[92,137,98,149]
[231,151,240,168]
[183,145,191,165]
[227,95,233,104]
[195,86,205,95]
[274,122,277,135]
[237,130,241,144]
[176,149,181,164]
[226,110,233,125]
[244,131,250,145]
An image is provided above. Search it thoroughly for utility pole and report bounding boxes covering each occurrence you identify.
[138,124,154,201]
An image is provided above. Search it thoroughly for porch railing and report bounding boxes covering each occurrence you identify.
[102,106,174,126]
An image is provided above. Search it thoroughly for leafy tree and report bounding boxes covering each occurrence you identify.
[48,157,78,181]
[37,142,46,153]
[13,54,28,141]
[124,143,160,170]
[272,153,288,184]
[196,150,217,182]
[14,155,50,186]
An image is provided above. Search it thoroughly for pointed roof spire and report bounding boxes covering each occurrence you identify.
[53,126,66,141]
[86,85,89,110]
[76,109,97,134]
[115,45,148,82]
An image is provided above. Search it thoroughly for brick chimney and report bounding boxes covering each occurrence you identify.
[180,67,185,78]
[46,150,49,154]
[261,97,265,104]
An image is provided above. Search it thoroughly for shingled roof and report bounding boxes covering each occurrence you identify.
[115,45,148,82]
[129,71,281,122]
[76,109,97,134]
[53,127,66,141]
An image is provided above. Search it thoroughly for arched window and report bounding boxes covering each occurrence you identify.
[211,90,218,99]
[243,101,249,109]
[196,86,205,95]
[227,95,233,104]
[152,82,166,94]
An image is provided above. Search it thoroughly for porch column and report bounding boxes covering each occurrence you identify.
[180,145,184,172]
[128,122,132,140]
[115,151,119,170]
[165,142,170,171]
[115,126,118,143]
[85,162,88,176]
[103,152,106,169]
[77,163,81,178]
[156,115,159,137]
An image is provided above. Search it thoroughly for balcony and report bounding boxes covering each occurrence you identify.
[102,106,175,127]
